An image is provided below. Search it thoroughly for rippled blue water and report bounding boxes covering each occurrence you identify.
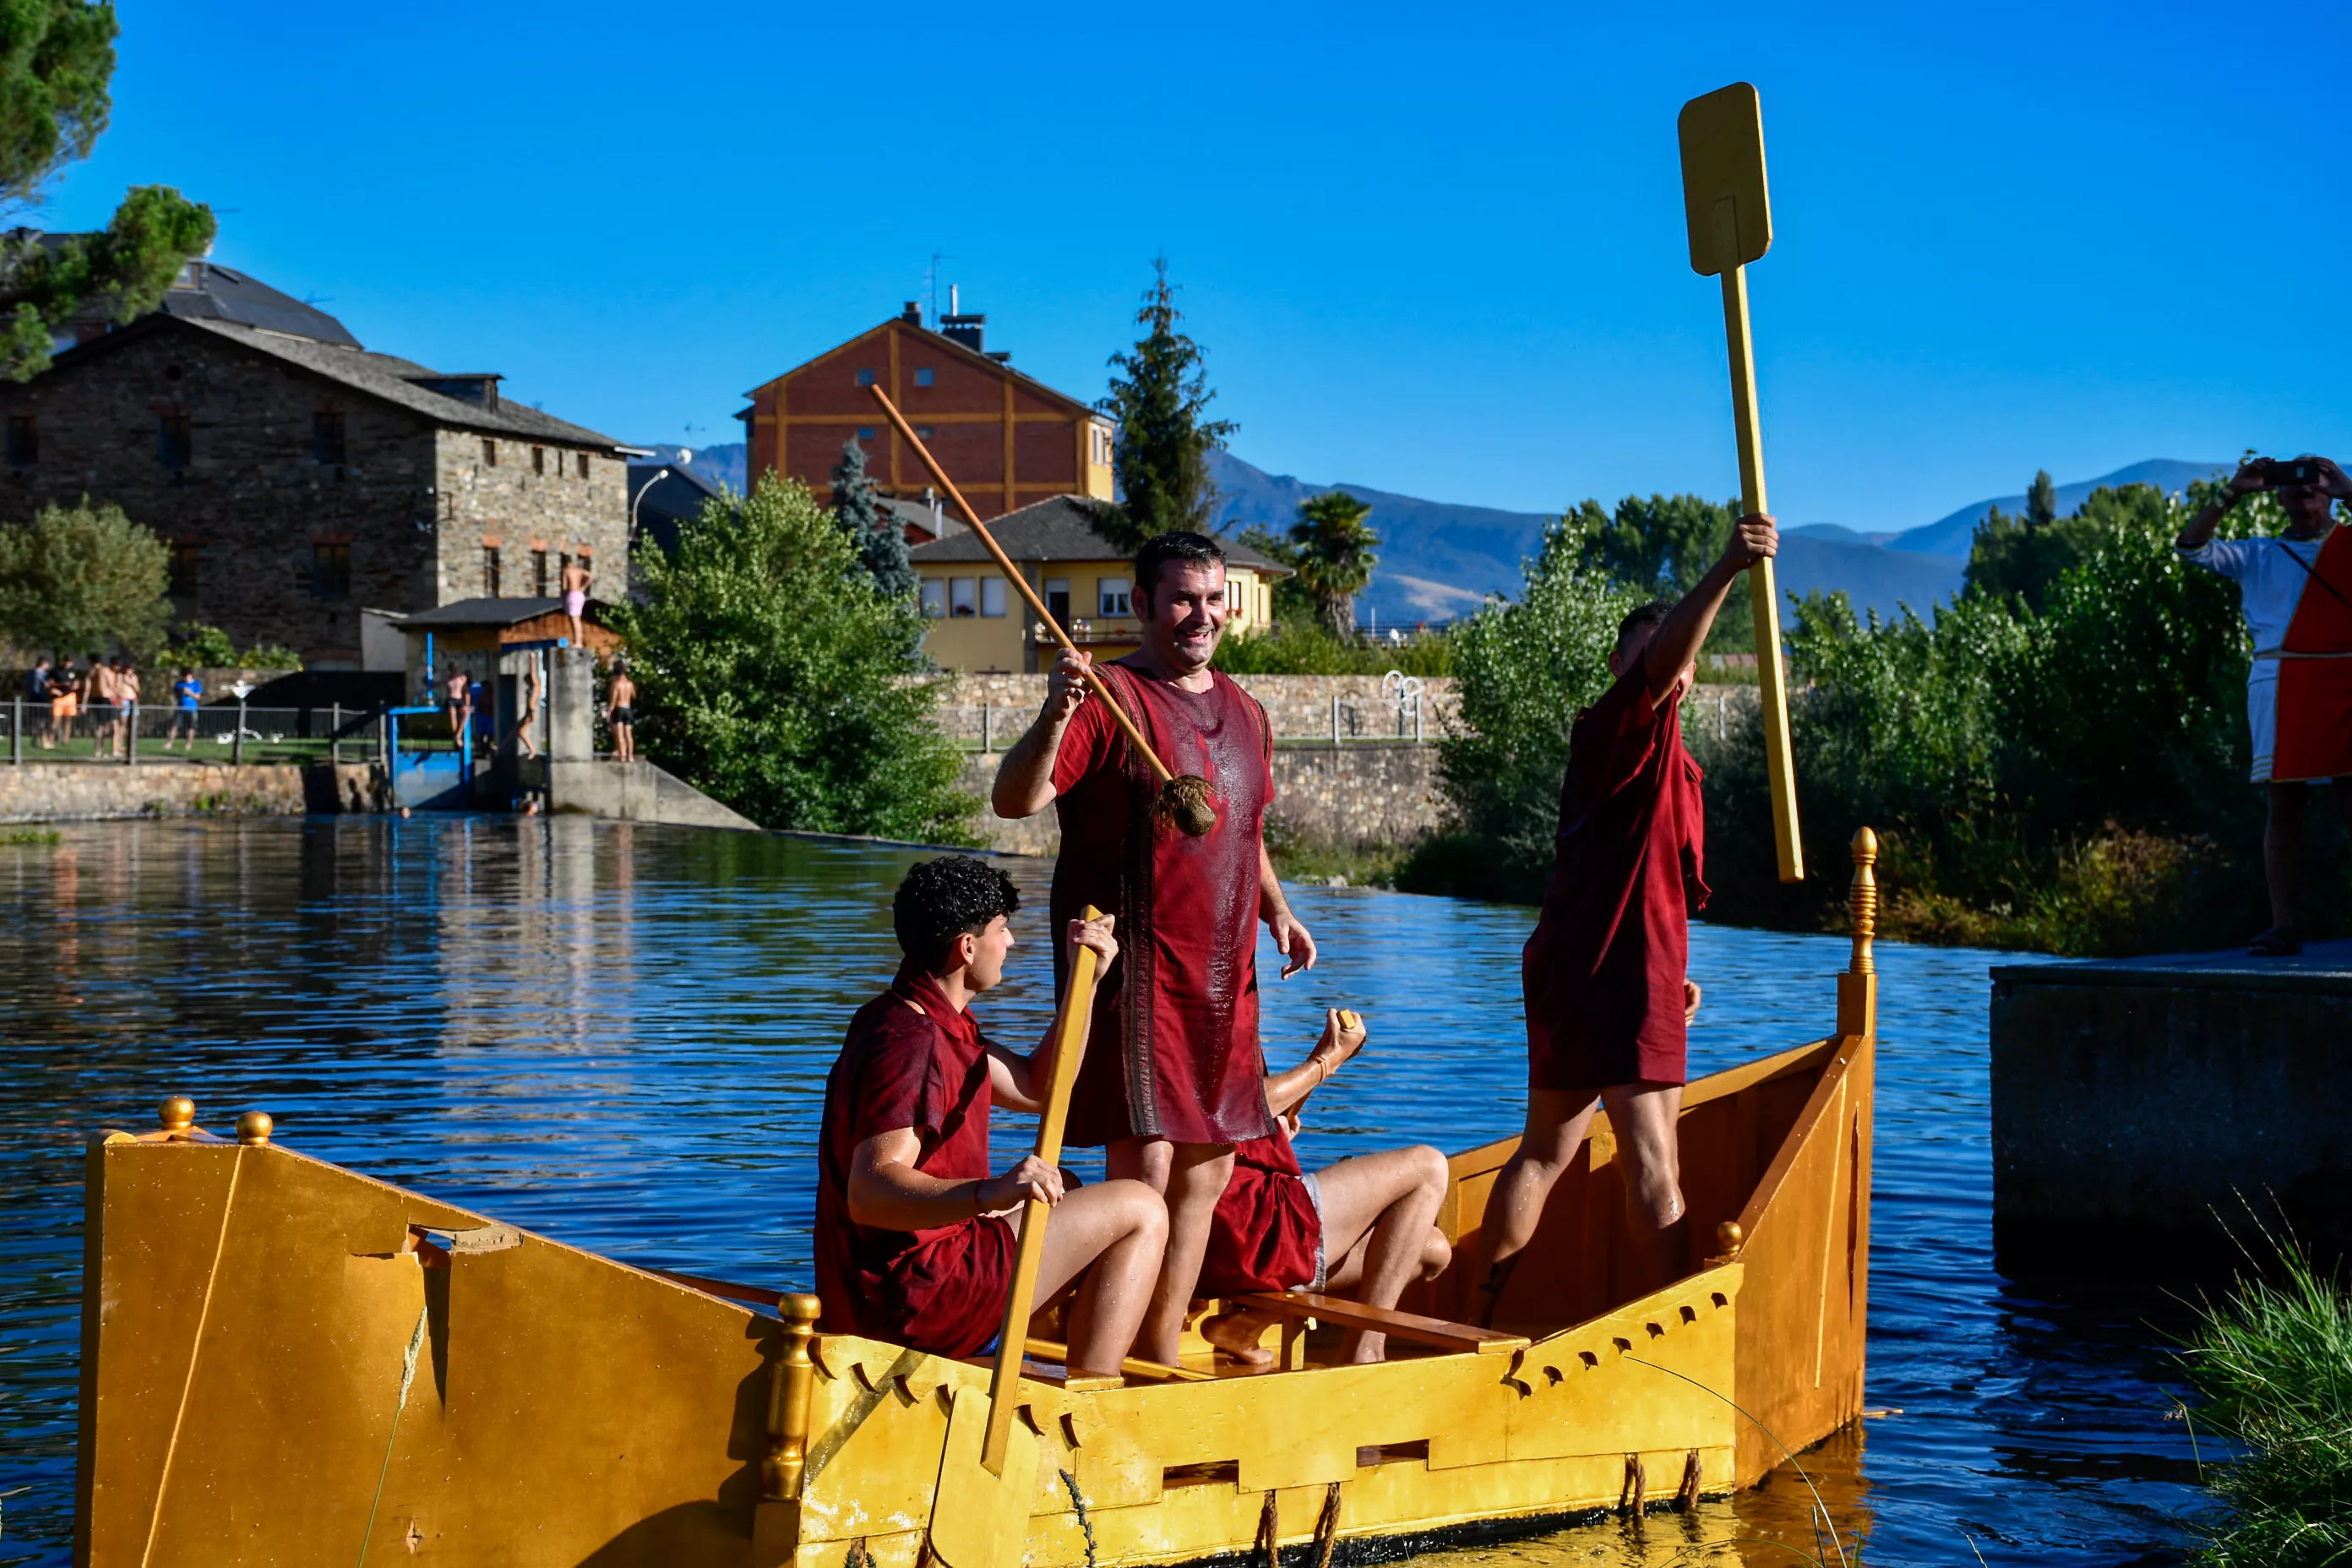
[0,817,2205,1565]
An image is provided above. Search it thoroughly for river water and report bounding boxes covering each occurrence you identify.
[0,818,2207,1565]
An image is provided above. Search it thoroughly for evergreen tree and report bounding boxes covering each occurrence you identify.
[0,4,214,380]
[1565,492,1754,651]
[2026,469,2060,529]
[829,438,916,600]
[1288,491,1379,637]
[1097,257,1236,548]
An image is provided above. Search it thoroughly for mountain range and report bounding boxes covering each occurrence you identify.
[646,441,2225,624]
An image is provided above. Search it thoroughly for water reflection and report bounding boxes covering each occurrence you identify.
[0,819,2198,1566]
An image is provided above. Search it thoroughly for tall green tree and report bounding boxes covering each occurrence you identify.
[2025,468,2060,528]
[0,497,170,655]
[829,437,916,600]
[1097,257,1236,548]
[1565,492,1753,651]
[0,3,214,380]
[1287,490,1379,636]
[1965,469,2089,610]
[606,474,972,840]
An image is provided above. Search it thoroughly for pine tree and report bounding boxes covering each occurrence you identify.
[1097,258,1237,548]
[2026,469,2060,529]
[0,4,214,380]
[830,438,916,600]
[1288,491,1379,637]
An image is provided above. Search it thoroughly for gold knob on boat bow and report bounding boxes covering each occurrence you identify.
[158,1097,194,1131]
[237,1111,274,1146]
[1716,1221,1744,1254]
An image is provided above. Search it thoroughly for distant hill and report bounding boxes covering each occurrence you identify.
[1206,450,1962,623]
[637,441,748,493]
[1888,459,2226,558]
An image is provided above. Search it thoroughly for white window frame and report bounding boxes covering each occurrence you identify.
[1098,577,1132,618]
[950,577,978,618]
[920,579,946,618]
[980,578,1007,618]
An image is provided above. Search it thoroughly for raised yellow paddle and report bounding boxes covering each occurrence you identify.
[925,906,1108,1568]
[1679,82,1805,884]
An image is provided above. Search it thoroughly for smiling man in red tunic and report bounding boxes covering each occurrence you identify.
[814,856,1168,1378]
[994,531,1317,1364]
[1470,513,1778,1326]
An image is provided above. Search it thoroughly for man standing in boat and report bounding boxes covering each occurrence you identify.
[2175,455,2352,956]
[994,531,1316,1366]
[1472,513,1778,1326]
[1195,1008,1453,1364]
[815,855,1168,1378]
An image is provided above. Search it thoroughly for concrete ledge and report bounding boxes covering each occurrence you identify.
[546,759,758,831]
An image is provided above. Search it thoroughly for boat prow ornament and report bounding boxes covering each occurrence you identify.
[75,833,1882,1565]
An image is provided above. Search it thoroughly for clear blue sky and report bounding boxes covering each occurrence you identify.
[41,1,2349,529]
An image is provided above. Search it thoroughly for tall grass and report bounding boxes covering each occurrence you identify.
[2178,1239,2352,1566]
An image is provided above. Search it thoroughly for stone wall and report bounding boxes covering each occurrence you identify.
[433,429,629,604]
[957,741,1442,858]
[934,672,1461,745]
[0,760,386,822]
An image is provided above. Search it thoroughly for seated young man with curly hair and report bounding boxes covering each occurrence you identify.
[1195,1009,1452,1364]
[814,855,1168,1378]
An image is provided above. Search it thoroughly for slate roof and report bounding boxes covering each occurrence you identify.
[157,261,361,347]
[906,494,1288,574]
[63,314,636,451]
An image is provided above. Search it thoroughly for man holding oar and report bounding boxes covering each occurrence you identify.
[814,856,1167,1378]
[994,531,1317,1366]
[1472,514,1778,1326]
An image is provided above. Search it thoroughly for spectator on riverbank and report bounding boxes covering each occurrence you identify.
[86,653,117,758]
[114,660,139,756]
[163,668,202,751]
[2176,454,2352,956]
[46,657,77,749]
[607,662,636,762]
[24,657,50,747]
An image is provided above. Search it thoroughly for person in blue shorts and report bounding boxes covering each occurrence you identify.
[163,667,203,751]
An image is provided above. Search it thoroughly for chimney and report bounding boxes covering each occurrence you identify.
[901,300,922,324]
[949,284,960,315]
[941,308,987,354]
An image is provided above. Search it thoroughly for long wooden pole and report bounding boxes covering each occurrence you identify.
[1713,200,1805,885]
[868,385,1175,788]
[979,906,1106,1473]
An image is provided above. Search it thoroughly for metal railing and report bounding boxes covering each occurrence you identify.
[3,700,395,766]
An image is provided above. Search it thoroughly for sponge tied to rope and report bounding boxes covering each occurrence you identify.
[1157,775,1218,837]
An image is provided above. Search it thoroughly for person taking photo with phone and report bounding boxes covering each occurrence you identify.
[2175,454,2352,956]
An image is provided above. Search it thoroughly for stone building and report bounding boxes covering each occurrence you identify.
[738,296,1114,522]
[0,264,639,668]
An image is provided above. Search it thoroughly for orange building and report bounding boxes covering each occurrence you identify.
[738,302,1114,522]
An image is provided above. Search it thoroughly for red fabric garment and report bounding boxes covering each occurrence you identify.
[1049,660,1279,1147]
[2275,525,2352,783]
[1197,1130,1321,1297]
[813,966,1015,1356]
[1521,666,1710,1091]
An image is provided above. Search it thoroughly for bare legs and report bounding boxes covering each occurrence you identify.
[1470,1082,1685,1328]
[1024,1178,1168,1379]
[1108,1137,1233,1365]
[2262,779,2352,940]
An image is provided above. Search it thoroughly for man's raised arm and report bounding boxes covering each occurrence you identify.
[994,647,1093,819]
[1642,514,1779,704]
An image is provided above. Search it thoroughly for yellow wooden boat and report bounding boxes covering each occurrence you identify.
[74,831,1881,1567]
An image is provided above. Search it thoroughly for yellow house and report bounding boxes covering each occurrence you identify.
[907,495,1288,673]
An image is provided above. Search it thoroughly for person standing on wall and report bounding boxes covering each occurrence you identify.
[2176,455,2352,956]
[606,662,636,763]
[992,531,1319,1366]
[560,554,593,648]
[1471,514,1778,1327]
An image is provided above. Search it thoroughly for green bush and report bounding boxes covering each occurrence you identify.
[0,498,172,657]
[162,622,300,670]
[607,475,975,841]
[2179,1239,2352,1567]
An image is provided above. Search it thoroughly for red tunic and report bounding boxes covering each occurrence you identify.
[1050,660,1278,1148]
[1197,1130,1323,1297]
[1521,666,1709,1091]
[2275,525,2352,783]
[813,966,1015,1357]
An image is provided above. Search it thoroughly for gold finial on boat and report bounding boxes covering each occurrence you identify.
[1716,1220,1744,1254]
[1848,827,1878,977]
[764,1293,823,1503]
[237,1111,273,1146]
[158,1097,194,1132]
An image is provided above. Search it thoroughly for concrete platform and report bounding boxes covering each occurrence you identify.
[1990,939,2352,1272]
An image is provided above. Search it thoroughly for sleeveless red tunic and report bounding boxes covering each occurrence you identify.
[1049,660,1278,1148]
[1197,1130,1322,1296]
[1521,667,1709,1091]
[813,967,1015,1355]
[2275,525,2352,783]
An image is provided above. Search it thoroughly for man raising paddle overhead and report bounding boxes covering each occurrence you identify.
[994,530,1317,1365]
[1472,512,1778,1327]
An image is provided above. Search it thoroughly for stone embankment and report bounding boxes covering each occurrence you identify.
[0,761,385,822]
[935,672,1459,744]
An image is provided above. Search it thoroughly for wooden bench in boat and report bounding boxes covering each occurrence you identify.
[1233,1291,1529,1356]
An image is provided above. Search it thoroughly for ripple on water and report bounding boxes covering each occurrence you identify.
[0,818,2202,1565]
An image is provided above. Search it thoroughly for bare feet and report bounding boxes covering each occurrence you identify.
[1199,1309,1277,1365]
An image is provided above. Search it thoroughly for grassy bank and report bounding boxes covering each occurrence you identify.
[2180,1242,2352,1566]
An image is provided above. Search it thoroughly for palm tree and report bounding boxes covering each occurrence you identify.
[1288,492,1379,638]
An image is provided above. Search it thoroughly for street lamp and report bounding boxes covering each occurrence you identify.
[629,467,671,552]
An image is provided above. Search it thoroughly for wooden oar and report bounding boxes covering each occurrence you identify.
[1678,83,1805,884]
[926,906,1108,1568]
[866,384,1217,836]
